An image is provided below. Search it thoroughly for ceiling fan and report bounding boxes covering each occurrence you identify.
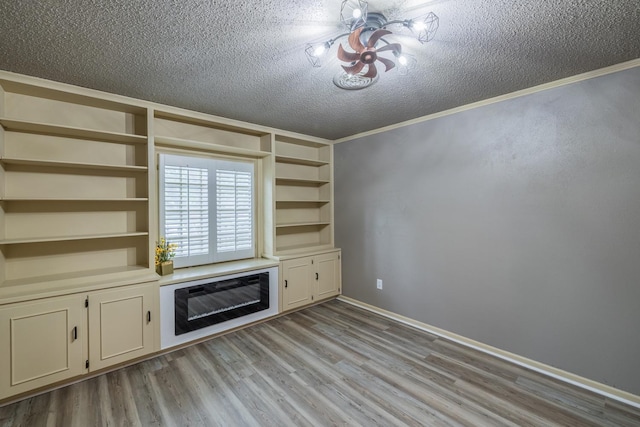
[337,28,402,79]
[305,0,439,90]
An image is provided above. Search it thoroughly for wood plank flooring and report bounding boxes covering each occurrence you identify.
[1,299,639,426]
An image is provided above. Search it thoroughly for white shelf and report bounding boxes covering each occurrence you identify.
[275,155,329,167]
[0,118,147,145]
[0,266,153,295]
[155,135,271,158]
[275,243,335,255]
[0,79,147,115]
[0,232,149,245]
[0,157,147,173]
[276,222,330,228]
[274,135,328,149]
[276,199,330,204]
[0,197,148,202]
[275,177,330,186]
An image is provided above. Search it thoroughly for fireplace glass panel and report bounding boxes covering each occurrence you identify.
[188,278,261,320]
[175,272,269,335]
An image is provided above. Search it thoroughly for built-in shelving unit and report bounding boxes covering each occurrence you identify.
[0,73,339,297]
[0,70,341,404]
[272,135,333,255]
[0,77,152,293]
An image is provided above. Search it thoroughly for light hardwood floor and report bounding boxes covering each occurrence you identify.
[1,299,639,426]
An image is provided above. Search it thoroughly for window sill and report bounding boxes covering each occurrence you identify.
[156,258,279,287]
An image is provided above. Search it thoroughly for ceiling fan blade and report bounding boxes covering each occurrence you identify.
[337,44,361,62]
[377,56,396,72]
[348,28,365,52]
[342,61,365,75]
[362,64,378,78]
[376,43,402,54]
[367,29,392,47]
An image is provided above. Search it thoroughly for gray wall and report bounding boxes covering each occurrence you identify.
[334,67,640,395]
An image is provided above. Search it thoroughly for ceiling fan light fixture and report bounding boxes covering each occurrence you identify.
[412,12,440,43]
[307,3,438,89]
[340,0,368,31]
[411,21,426,31]
[333,70,378,90]
[395,52,417,76]
[305,41,332,67]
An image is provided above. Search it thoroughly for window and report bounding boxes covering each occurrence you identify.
[159,153,255,268]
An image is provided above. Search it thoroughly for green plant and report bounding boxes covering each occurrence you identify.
[155,237,177,266]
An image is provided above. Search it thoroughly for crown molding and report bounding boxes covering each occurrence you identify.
[333,58,640,144]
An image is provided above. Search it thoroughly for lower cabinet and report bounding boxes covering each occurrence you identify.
[281,250,341,312]
[315,251,342,300]
[88,284,157,372]
[0,282,157,401]
[0,294,87,399]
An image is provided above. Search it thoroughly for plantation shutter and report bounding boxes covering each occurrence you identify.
[159,154,255,268]
[214,160,255,262]
[163,164,209,258]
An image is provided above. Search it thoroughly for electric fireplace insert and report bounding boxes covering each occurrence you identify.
[174,271,270,335]
[160,266,278,349]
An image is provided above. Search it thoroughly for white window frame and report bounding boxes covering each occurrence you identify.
[159,153,256,268]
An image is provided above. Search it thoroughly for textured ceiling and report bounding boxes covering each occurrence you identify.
[0,1,639,140]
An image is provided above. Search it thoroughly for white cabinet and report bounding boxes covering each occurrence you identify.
[281,251,341,312]
[281,256,314,311]
[315,251,341,300]
[0,294,87,399]
[88,283,157,372]
[0,283,157,400]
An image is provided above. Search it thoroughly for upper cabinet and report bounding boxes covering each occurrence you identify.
[0,78,154,299]
[270,135,334,255]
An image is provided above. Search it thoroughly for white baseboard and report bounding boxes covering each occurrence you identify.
[337,295,640,409]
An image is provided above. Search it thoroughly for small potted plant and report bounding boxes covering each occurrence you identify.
[155,237,177,276]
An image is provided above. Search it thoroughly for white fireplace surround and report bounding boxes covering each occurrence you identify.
[160,267,279,349]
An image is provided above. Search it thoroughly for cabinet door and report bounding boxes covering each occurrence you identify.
[88,283,157,371]
[281,257,313,311]
[0,294,87,399]
[315,252,341,299]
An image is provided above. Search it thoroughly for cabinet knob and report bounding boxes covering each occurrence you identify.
[147,311,151,322]
[315,272,319,280]
[285,280,288,288]
[72,326,78,341]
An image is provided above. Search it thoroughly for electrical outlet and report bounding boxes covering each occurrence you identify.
[376,279,383,290]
